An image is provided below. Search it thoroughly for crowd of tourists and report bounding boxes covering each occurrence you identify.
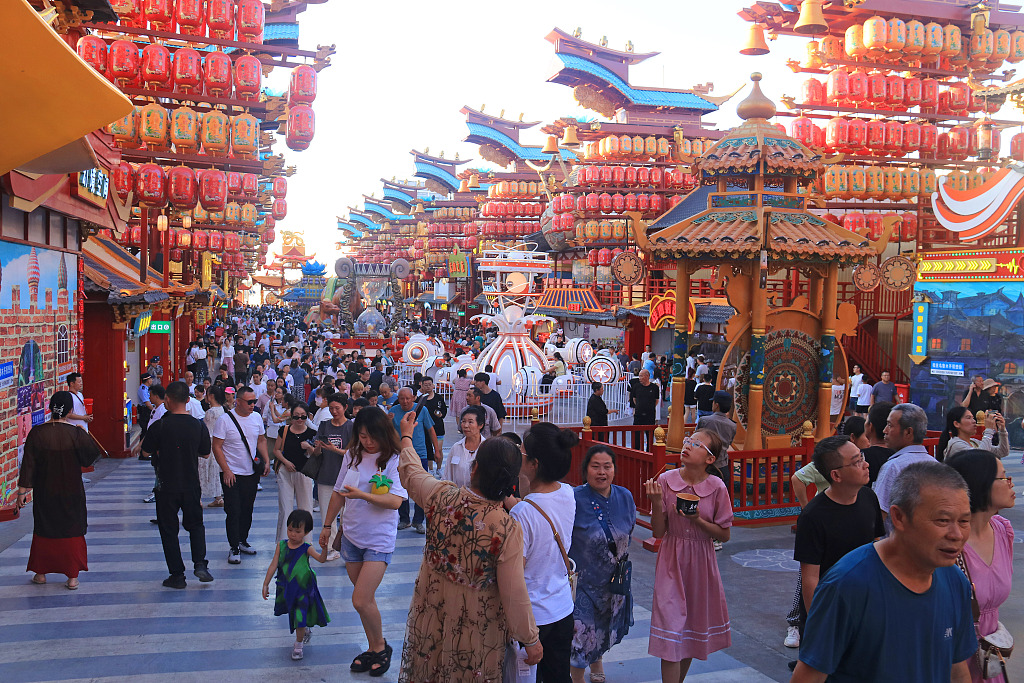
[11,303,1020,683]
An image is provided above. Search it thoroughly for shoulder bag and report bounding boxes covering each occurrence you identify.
[589,492,631,596]
[956,553,1012,681]
[524,498,578,601]
[225,411,265,474]
[300,432,321,480]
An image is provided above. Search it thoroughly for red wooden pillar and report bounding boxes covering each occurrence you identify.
[84,303,131,457]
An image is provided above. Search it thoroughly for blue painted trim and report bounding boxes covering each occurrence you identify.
[556,54,718,112]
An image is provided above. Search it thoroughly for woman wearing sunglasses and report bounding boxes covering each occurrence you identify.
[273,403,317,543]
[945,449,1016,683]
[644,430,732,682]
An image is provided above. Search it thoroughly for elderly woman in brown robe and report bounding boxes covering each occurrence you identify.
[16,391,102,589]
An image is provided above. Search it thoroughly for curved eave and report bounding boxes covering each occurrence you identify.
[460,105,542,130]
[413,162,460,192]
[410,149,470,166]
[362,200,403,222]
[464,122,578,162]
[382,187,418,207]
[348,213,381,230]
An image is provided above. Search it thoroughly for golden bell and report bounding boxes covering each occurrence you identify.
[793,0,828,36]
[562,126,581,147]
[541,135,559,154]
[458,179,469,192]
[468,173,480,188]
[740,24,771,55]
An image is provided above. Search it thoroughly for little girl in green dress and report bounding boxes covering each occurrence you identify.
[262,509,330,660]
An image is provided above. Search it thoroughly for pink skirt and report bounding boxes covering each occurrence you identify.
[28,534,88,578]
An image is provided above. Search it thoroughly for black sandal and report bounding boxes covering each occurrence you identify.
[369,640,392,677]
[351,650,375,672]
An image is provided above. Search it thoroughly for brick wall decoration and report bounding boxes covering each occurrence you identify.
[0,241,78,503]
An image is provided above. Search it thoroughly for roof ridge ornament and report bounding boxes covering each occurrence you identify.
[736,73,776,121]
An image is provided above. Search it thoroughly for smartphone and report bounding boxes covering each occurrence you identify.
[413,394,429,417]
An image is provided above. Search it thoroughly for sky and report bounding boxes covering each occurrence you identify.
[264,0,802,270]
[268,0,1023,273]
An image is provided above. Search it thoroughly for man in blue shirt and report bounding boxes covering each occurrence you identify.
[137,372,155,442]
[791,461,976,683]
[390,387,440,534]
[873,403,935,534]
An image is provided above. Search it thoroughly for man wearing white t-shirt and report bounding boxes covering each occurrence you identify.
[66,373,93,432]
[212,386,270,564]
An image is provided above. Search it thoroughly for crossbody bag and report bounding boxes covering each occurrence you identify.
[524,498,578,601]
[956,553,1013,681]
[225,411,265,474]
[589,492,631,596]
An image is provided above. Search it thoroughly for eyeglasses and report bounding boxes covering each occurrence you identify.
[683,437,714,458]
[835,453,866,469]
[293,414,307,419]
[245,399,257,405]
[995,476,1014,484]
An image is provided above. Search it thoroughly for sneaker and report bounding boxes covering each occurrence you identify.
[82,477,91,483]
[784,626,801,648]
[291,642,303,661]
[414,523,426,534]
[326,550,341,562]
[238,541,257,555]
[313,502,320,512]
[257,483,263,491]
[193,567,214,583]
[162,574,187,589]
[228,548,241,564]
[143,493,156,503]
[713,540,723,552]
[397,521,411,530]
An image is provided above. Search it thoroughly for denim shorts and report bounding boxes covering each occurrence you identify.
[339,535,393,564]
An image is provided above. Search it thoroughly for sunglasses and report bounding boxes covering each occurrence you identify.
[293,414,307,419]
[245,399,257,405]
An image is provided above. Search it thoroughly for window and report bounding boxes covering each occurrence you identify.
[960,338,971,351]
[56,324,70,367]
[930,338,943,350]
[1005,362,1017,374]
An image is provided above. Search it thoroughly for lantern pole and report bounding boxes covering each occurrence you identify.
[163,223,170,288]
[140,209,149,282]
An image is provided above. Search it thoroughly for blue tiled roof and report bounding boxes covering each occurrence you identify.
[649,184,715,229]
[383,188,417,205]
[414,162,460,191]
[465,122,578,162]
[264,23,300,42]
[556,54,718,112]
[348,214,381,230]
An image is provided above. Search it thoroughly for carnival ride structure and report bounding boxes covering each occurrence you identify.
[325,257,410,332]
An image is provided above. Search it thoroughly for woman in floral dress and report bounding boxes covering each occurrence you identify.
[396,412,542,682]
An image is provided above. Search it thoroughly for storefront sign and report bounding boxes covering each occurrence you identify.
[567,302,582,313]
[132,310,153,336]
[447,250,470,278]
[930,360,965,377]
[73,168,110,209]
[149,320,172,334]
[647,293,697,332]
[0,361,14,389]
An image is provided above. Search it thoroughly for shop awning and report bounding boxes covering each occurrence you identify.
[83,237,199,305]
[1,0,133,175]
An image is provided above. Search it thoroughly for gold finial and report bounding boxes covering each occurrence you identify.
[736,72,777,121]
[455,152,460,160]
[481,104,486,112]
[583,416,592,432]
[626,40,634,52]
[600,35,608,47]
[424,146,429,154]
[654,426,666,446]
[519,112,524,121]
[439,150,444,158]
[802,421,814,439]
[499,108,505,118]
[573,27,582,38]
[531,407,540,423]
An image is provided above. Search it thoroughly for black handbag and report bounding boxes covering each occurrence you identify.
[225,411,265,474]
[590,493,631,596]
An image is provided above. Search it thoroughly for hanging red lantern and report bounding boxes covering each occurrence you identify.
[129,224,142,246]
[865,119,885,152]
[172,47,203,94]
[140,43,172,90]
[226,172,242,197]
[286,104,315,151]
[1012,132,1024,161]
[650,193,664,214]
[883,120,904,153]
[826,116,850,152]
[234,54,262,101]
[599,165,613,185]
[272,177,287,198]
[263,229,275,244]
[802,78,824,105]
[236,0,265,43]
[885,75,904,107]
[847,70,867,104]
[865,72,887,106]
[169,248,183,262]
[587,249,599,266]
[847,118,867,152]
[920,78,939,109]
[209,231,224,253]
[947,82,969,112]
[937,132,950,158]
[241,173,258,196]
[206,0,234,40]
[135,163,167,208]
[272,198,287,221]
[113,162,135,203]
[173,0,204,33]
[107,40,139,87]
[902,121,921,153]
[177,229,192,248]
[203,51,232,98]
[920,123,938,155]
[948,125,969,157]
[904,77,922,108]
[141,0,173,28]
[167,166,198,211]
[193,230,209,250]
[900,213,918,241]
[612,193,625,212]
[199,169,227,212]
[289,64,317,105]
[637,167,651,186]
[826,67,849,103]
[791,115,814,147]
[77,35,108,75]
[866,213,884,239]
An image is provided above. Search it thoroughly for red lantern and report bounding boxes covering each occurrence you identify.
[113,162,135,203]
[843,211,865,234]
[637,194,651,212]
[199,169,227,212]
[203,51,232,98]
[947,82,969,112]
[900,213,918,241]
[847,118,867,152]
[826,67,849,103]
[885,75,904,107]
[286,104,315,151]
[167,166,198,211]
[108,40,139,87]
[650,193,664,213]
[193,230,209,250]
[173,0,205,33]
[289,64,317,105]
[226,172,242,197]
[948,125,969,157]
[902,121,921,153]
[272,177,287,198]
[233,54,262,101]
[599,192,613,212]
[1012,132,1024,161]
[236,0,265,43]
[612,193,625,212]
[173,47,203,94]
[903,77,922,108]
[920,78,939,109]
[624,193,638,211]
[587,249,599,266]
[650,168,664,188]
[791,115,814,146]
[263,229,275,244]
[129,224,142,246]
[612,166,625,185]
[826,116,849,152]
[624,166,638,186]
[847,70,867,103]
[177,229,192,248]
[937,132,950,158]
[209,231,224,253]
[272,198,287,221]
[865,119,885,152]
[140,43,172,90]
[597,248,612,266]
[77,35,107,75]
[637,167,650,186]
[866,72,887,105]
[802,78,824,105]
[866,213,883,239]
[142,0,173,29]
[883,120,904,152]
[206,0,234,40]
[920,123,938,155]
[135,164,167,208]
[241,173,259,197]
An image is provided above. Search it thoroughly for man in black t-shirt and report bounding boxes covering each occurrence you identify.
[862,401,894,485]
[792,435,884,637]
[475,372,506,422]
[694,374,715,418]
[420,377,448,470]
[630,369,661,450]
[141,381,213,589]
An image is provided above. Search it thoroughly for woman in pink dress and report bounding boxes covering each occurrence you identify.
[945,449,1015,683]
[644,429,732,682]
[450,369,472,423]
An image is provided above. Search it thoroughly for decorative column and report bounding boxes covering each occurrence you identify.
[816,261,839,439]
[808,271,823,316]
[666,261,690,454]
[744,259,768,449]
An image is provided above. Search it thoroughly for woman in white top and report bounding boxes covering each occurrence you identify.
[938,405,1010,462]
[263,385,291,439]
[442,406,486,488]
[848,364,864,414]
[508,421,580,682]
[192,343,209,381]
[201,386,225,507]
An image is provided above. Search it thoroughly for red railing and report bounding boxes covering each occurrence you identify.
[730,443,812,526]
[843,324,909,384]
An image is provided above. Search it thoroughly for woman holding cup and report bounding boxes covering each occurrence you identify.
[644,430,732,682]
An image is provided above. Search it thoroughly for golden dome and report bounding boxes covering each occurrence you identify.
[736,72,776,121]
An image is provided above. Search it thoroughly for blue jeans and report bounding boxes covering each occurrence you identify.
[697,409,713,419]
[339,535,392,564]
[399,456,428,525]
